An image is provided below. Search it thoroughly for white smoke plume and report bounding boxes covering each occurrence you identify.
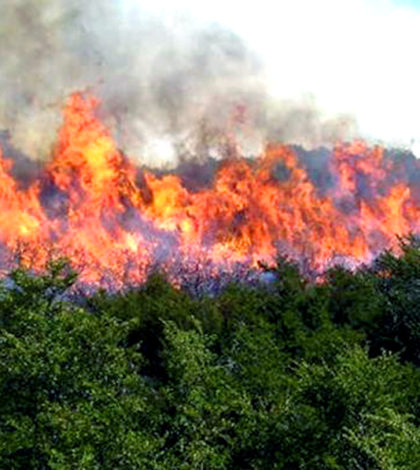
[0,0,358,166]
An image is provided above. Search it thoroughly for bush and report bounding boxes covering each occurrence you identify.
[2,244,420,469]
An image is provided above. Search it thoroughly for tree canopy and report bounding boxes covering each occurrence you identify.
[2,238,420,468]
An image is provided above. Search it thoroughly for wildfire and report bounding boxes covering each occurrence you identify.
[0,92,418,289]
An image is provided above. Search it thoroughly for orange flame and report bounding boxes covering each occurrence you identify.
[0,92,418,288]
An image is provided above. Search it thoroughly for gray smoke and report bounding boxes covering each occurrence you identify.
[0,0,358,166]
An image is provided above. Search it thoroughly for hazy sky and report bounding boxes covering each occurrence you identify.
[130,0,420,151]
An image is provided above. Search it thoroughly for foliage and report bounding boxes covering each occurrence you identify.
[0,262,161,469]
[2,238,420,468]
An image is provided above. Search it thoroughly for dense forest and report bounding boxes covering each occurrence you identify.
[2,237,420,469]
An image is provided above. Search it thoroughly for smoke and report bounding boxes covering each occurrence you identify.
[0,0,358,166]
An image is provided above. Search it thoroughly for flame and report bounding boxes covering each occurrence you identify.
[0,92,418,288]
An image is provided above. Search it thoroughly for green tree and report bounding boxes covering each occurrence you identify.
[0,262,161,469]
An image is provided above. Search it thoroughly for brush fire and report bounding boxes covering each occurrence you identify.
[0,92,418,290]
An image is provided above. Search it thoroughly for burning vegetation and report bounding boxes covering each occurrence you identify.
[0,92,418,290]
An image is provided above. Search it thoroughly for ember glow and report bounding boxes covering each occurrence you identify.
[0,93,419,289]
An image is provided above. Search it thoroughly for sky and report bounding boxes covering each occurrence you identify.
[129,0,420,153]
